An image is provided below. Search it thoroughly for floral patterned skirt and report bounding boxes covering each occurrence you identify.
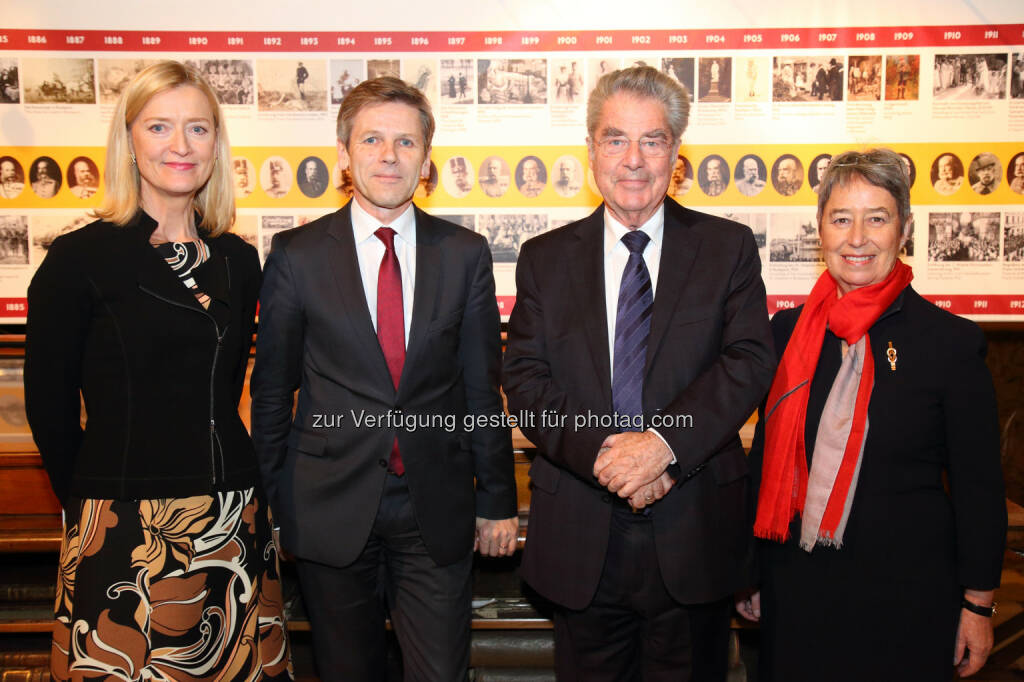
[52,488,293,681]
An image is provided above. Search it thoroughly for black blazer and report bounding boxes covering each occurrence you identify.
[503,198,776,608]
[751,287,1007,590]
[25,212,262,506]
[250,202,516,568]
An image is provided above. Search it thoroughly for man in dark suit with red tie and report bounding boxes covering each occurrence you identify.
[251,77,518,681]
[503,66,775,678]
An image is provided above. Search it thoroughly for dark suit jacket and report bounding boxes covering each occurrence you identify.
[749,287,1006,679]
[251,202,516,568]
[25,212,261,505]
[503,198,775,609]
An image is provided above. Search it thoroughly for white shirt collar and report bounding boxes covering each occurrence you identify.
[350,199,417,246]
[603,204,665,257]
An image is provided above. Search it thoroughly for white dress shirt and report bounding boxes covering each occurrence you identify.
[602,204,675,461]
[350,199,416,347]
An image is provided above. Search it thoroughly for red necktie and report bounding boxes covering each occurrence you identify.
[375,227,405,476]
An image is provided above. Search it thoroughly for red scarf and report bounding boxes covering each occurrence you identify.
[754,261,913,542]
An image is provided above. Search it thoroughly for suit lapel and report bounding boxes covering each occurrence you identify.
[401,207,440,394]
[326,204,396,394]
[645,199,701,378]
[568,208,612,403]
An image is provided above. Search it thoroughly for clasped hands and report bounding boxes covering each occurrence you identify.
[593,430,675,509]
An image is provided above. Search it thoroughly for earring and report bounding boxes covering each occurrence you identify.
[129,153,136,165]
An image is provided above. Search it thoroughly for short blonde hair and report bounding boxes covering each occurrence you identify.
[95,61,234,236]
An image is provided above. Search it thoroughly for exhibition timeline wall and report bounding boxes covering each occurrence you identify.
[1,16,1022,321]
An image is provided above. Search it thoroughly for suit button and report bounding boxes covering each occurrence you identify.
[601,494,611,503]
[378,459,388,468]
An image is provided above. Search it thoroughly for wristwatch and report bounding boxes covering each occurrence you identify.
[961,599,997,617]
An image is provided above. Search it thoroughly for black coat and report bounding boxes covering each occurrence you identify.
[750,286,1006,680]
[25,212,262,506]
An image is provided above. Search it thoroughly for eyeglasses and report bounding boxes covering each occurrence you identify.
[595,137,673,159]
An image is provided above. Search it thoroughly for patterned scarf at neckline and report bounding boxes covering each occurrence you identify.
[153,240,212,309]
[754,260,913,549]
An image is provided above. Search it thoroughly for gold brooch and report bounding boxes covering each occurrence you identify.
[886,342,897,371]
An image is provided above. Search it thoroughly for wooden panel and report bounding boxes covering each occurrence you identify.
[0,456,59,516]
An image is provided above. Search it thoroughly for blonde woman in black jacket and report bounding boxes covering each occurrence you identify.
[25,61,291,680]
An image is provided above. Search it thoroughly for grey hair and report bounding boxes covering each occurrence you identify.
[586,66,690,143]
[816,148,912,229]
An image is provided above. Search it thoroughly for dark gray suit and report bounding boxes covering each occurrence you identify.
[503,197,774,677]
[252,201,515,679]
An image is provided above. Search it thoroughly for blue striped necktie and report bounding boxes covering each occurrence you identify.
[612,230,653,432]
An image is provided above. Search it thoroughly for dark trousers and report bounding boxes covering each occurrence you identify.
[553,507,731,681]
[295,474,472,682]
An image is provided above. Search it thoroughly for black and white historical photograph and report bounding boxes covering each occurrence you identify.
[1008,152,1024,195]
[404,58,437,103]
[415,161,438,199]
[716,211,767,262]
[0,216,28,264]
[232,214,258,250]
[334,166,354,198]
[589,58,618,95]
[441,156,474,198]
[478,156,511,198]
[669,154,694,198]
[185,60,253,105]
[928,212,999,262]
[933,53,1007,100]
[257,59,326,111]
[697,155,729,197]
[477,213,547,262]
[233,158,255,199]
[478,59,547,104]
[367,59,400,80]
[772,154,804,196]
[773,56,843,102]
[661,58,695,101]
[30,213,89,264]
[1012,53,1024,99]
[0,157,25,199]
[846,55,881,101]
[899,153,918,189]
[29,157,62,199]
[67,156,99,199]
[698,57,731,102]
[260,215,295,261]
[0,59,20,103]
[734,154,767,197]
[515,156,547,198]
[440,59,473,104]
[97,59,156,104]
[1005,213,1024,261]
[770,213,822,262]
[885,55,920,100]
[22,58,95,104]
[260,157,292,199]
[551,59,584,104]
[808,154,832,194]
[297,156,330,198]
[552,155,583,198]
[931,153,965,195]
[433,214,474,230]
[735,57,769,102]
[330,60,364,105]
[968,152,1002,195]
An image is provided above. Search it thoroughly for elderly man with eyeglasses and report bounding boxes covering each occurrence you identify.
[503,65,774,679]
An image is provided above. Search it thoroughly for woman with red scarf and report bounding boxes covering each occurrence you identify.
[738,149,1006,680]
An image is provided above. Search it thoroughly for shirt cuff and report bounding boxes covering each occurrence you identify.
[647,427,677,465]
